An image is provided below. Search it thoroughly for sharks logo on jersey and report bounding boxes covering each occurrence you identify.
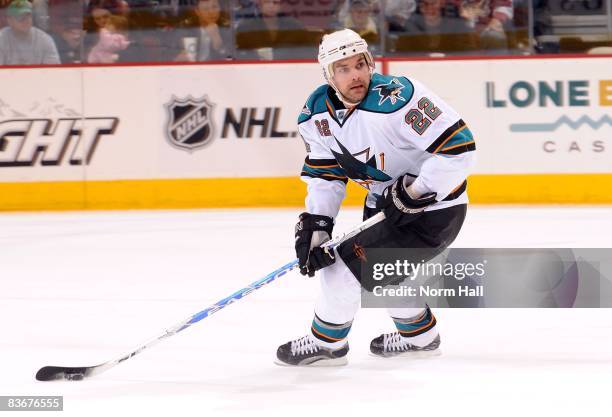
[330,138,392,185]
[373,78,407,106]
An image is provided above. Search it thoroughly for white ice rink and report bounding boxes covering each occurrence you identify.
[2,207,612,417]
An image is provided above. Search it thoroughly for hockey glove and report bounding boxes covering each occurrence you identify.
[295,212,336,277]
[378,175,437,227]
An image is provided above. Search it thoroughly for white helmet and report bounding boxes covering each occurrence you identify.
[318,28,374,82]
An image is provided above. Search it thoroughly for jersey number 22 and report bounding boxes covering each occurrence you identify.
[405,97,442,135]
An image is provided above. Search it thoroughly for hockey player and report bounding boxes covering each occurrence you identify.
[276,29,476,366]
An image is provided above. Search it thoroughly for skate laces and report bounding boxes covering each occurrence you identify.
[383,332,410,352]
[291,335,320,356]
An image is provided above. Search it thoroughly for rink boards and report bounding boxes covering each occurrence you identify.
[0,57,611,210]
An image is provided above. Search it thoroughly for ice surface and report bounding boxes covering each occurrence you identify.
[1,207,611,416]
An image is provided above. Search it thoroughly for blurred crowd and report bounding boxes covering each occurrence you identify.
[0,0,609,65]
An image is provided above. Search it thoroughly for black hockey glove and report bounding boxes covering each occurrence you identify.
[378,175,437,227]
[295,212,336,277]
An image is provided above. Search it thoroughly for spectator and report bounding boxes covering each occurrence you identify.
[84,0,129,62]
[0,0,60,64]
[173,0,231,61]
[31,0,48,30]
[47,1,83,33]
[335,0,382,26]
[281,0,344,32]
[340,0,379,47]
[87,14,130,62]
[148,0,201,25]
[458,0,513,50]
[396,0,477,55]
[122,0,176,62]
[232,0,258,22]
[384,0,416,32]
[235,0,307,59]
[49,13,83,63]
[86,0,129,32]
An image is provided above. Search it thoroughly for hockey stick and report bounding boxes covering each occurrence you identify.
[35,212,385,381]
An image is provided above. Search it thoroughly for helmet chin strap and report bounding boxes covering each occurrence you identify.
[329,79,360,108]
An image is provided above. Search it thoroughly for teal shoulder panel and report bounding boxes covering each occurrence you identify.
[359,73,414,114]
[298,84,330,124]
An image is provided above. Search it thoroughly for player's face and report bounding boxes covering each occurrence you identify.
[331,54,371,105]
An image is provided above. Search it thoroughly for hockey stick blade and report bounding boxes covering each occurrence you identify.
[36,366,91,381]
[35,212,385,381]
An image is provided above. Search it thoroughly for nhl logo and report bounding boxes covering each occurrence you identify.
[165,95,215,150]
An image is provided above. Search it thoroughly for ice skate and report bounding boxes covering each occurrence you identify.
[275,335,349,366]
[370,332,441,358]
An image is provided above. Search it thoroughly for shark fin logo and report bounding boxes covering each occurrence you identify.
[373,78,406,106]
[330,138,391,184]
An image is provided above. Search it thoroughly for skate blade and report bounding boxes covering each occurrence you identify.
[369,348,442,359]
[274,356,348,367]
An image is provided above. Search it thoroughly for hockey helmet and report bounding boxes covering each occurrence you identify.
[318,28,374,82]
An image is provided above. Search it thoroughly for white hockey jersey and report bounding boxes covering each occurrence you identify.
[298,72,476,219]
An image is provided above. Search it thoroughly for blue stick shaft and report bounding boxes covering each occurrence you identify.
[179,211,385,331]
[182,259,299,329]
[36,212,385,380]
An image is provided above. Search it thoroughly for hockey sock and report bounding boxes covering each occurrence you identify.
[392,305,437,342]
[310,314,352,348]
